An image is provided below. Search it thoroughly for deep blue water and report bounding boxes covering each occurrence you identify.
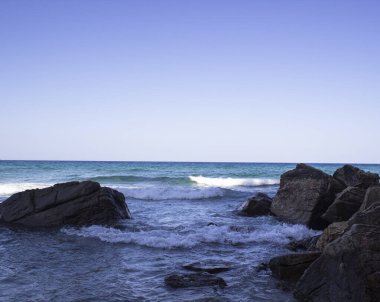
[0,161,379,301]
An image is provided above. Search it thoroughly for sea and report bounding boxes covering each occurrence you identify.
[1,161,379,301]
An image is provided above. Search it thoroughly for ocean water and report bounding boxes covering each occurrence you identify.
[1,161,379,301]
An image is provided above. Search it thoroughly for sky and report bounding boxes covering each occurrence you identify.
[0,0,379,163]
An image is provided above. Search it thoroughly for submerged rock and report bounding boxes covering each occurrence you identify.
[238,192,272,216]
[0,181,131,227]
[269,252,321,282]
[333,164,379,189]
[165,272,227,288]
[270,164,343,229]
[182,260,231,274]
[294,224,380,302]
[322,187,366,223]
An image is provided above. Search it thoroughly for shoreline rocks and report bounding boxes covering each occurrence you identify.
[0,181,131,227]
[165,272,227,288]
[238,192,272,216]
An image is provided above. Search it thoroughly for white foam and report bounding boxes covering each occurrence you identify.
[189,176,279,187]
[62,223,320,249]
[113,186,227,200]
[0,183,50,197]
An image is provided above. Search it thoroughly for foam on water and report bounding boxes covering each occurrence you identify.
[113,186,229,200]
[62,223,320,249]
[189,176,280,187]
[0,183,50,197]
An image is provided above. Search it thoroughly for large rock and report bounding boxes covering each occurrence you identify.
[333,164,379,189]
[294,224,380,302]
[360,186,380,210]
[0,181,131,227]
[270,164,344,229]
[165,272,227,288]
[238,192,272,216]
[269,252,321,281]
[315,221,348,251]
[321,187,366,223]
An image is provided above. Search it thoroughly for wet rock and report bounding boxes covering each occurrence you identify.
[165,272,227,288]
[269,252,321,281]
[0,181,131,227]
[360,186,380,210]
[286,236,320,252]
[333,164,379,189]
[294,224,380,302]
[182,260,231,274]
[238,192,272,216]
[315,221,348,251]
[270,164,344,229]
[322,187,366,223]
[255,262,269,272]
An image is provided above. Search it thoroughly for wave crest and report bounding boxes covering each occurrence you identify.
[0,183,50,197]
[189,176,279,187]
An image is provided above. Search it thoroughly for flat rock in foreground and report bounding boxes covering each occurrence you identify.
[0,181,131,227]
[165,272,227,288]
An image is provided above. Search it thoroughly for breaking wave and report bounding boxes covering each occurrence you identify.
[62,223,320,249]
[189,176,280,187]
[0,183,51,197]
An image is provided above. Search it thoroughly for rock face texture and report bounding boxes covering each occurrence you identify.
[238,192,272,216]
[165,272,227,288]
[294,224,380,302]
[360,186,380,210]
[269,252,321,281]
[333,164,379,188]
[0,181,131,227]
[315,221,348,251]
[348,202,380,227]
[322,187,366,223]
[270,164,343,229]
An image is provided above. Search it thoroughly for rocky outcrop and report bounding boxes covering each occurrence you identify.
[182,260,231,274]
[270,164,343,229]
[269,252,321,282]
[165,272,227,288]
[238,192,272,216]
[333,164,379,188]
[0,181,131,227]
[348,202,380,227]
[294,224,380,302]
[322,187,366,223]
[360,186,380,210]
[315,221,348,251]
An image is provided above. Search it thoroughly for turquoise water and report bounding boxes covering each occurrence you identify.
[0,161,379,301]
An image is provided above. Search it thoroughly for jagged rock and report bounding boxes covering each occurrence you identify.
[315,221,348,251]
[238,192,272,216]
[294,224,380,302]
[360,186,380,210]
[182,260,231,274]
[165,272,227,288]
[269,252,321,281]
[333,164,379,189]
[0,181,131,227]
[270,164,344,229]
[348,202,380,227]
[322,187,366,223]
[286,236,320,252]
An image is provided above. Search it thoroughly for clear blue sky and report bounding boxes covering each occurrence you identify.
[0,0,379,163]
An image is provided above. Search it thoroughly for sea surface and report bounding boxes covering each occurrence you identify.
[1,161,379,301]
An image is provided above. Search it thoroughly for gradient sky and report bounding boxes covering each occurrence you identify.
[1,0,379,163]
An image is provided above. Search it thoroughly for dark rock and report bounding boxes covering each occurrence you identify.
[165,272,227,288]
[182,260,231,274]
[286,236,320,252]
[269,252,321,282]
[322,187,366,223]
[315,221,348,251]
[294,224,380,302]
[360,186,380,210]
[348,202,380,227]
[270,164,344,229]
[0,181,131,227]
[256,262,269,272]
[333,164,379,189]
[238,192,272,216]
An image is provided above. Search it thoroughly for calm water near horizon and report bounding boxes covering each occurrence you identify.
[1,161,380,301]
